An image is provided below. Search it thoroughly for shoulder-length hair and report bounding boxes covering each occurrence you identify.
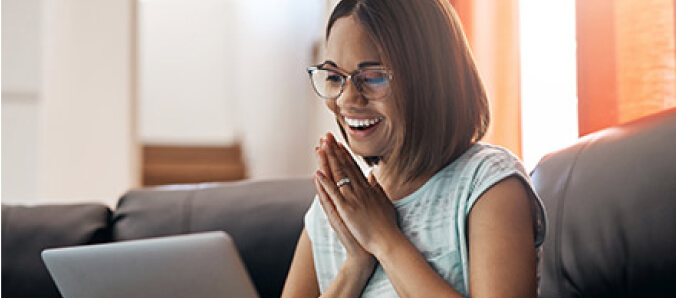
[328,0,489,183]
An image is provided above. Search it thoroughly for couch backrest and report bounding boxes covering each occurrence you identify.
[2,178,314,298]
[1,204,112,298]
[531,108,676,298]
[112,178,315,298]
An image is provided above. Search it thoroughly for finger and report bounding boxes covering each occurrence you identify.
[316,168,348,205]
[368,172,387,197]
[317,146,334,182]
[314,174,341,224]
[327,133,367,191]
[313,145,321,171]
[314,174,356,246]
[324,133,351,190]
[335,142,369,189]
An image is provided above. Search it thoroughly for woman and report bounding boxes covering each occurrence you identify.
[283,0,546,297]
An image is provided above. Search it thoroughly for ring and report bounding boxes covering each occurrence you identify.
[336,178,351,188]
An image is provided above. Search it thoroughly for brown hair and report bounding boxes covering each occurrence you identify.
[328,0,489,183]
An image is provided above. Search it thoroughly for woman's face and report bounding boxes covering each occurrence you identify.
[324,15,400,159]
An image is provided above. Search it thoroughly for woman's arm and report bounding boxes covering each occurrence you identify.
[313,134,462,297]
[282,135,377,298]
[372,177,538,298]
[281,226,376,298]
[316,133,537,297]
[466,176,538,297]
[281,229,320,298]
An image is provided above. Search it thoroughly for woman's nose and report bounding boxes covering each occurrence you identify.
[337,78,367,108]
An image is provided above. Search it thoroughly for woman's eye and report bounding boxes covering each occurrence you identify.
[360,70,389,84]
[364,76,387,84]
[326,74,342,83]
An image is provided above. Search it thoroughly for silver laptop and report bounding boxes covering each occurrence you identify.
[42,231,259,298]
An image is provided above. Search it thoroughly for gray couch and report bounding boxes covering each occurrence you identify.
[532,108,676,297]
[2,108,675,298]
[2,179,315,298]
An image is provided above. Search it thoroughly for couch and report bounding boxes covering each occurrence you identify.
[3,108,675,298]
[2,179,315,298]
[531,107,676,297]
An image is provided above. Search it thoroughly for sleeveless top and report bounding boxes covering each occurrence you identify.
[304,143,547,297]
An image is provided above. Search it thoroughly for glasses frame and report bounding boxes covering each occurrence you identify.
[306,64,394,100]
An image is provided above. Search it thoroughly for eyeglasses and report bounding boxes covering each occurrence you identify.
[307,64,394,100]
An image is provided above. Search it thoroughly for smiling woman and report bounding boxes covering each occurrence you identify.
[282,0,546,297]
[313,2,489,183]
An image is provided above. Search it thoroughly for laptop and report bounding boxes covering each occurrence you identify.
[42,231,259,298]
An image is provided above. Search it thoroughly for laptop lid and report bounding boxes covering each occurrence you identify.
[42,231,259,298]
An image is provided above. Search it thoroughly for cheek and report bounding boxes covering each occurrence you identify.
[384,105,404,139]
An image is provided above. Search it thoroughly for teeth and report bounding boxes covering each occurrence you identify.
[344,117,384,128]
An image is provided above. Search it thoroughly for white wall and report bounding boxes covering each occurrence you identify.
[2,0,42,202]
[2,0,42,92]
[1,95,40,202]
[233,0,326,178]
[138,0,238,145]
[36,0,137,206]
[3,0,338,205]
[137,0,328,178]
[3,0,138,206]
[1,0,138,206]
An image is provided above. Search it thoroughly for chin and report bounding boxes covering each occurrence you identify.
[338,122,389,158]
[345,141,380,158]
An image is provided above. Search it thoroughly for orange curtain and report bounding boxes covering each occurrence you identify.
[450,0,523,158]
[577,0,676,136]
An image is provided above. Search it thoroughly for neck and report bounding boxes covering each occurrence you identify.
[373,163,431,202]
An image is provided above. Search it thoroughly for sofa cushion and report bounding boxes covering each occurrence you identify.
[113,178,315,298]
[1,204,112,298]
[531,108,676,297]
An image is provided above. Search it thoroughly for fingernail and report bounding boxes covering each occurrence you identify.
[316,170,325,178]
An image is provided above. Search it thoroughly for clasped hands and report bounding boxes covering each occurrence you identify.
[314,133,401,269]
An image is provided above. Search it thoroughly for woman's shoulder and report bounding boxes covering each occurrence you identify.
[416,143,526,198]
[465,142,519,160]
[448,142,524,175]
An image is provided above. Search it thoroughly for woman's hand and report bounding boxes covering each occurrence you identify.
[315,133,401,257]
[314,138,375,276]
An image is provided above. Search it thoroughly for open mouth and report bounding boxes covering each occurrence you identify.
[344,116,384,132]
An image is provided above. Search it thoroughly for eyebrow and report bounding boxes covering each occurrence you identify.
[322,60,338,68]
[358,61,383,68]
[322,60,383,69]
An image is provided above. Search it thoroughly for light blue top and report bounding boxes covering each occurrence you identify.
[304,143,547,297]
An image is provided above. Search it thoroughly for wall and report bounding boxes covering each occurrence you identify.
[233,0,326,178]
[137,0,326,178]
[3,0,332,205]
[2,0,42,202]
[38,0,137,206]
[137,0,238,146]
[2,0,138,206]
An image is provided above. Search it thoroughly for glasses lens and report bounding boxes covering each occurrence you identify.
[310,69,343,99]
[358,69,392,99]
